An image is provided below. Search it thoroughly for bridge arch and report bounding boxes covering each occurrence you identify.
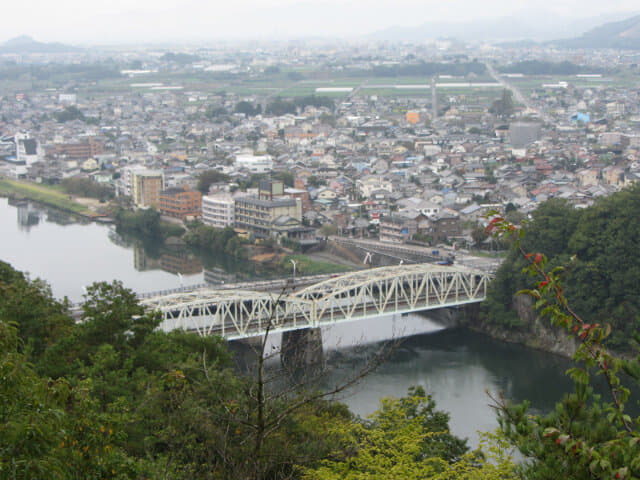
[141,264,491,340]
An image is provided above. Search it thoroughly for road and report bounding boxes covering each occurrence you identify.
[330,237,504,273]
[484,62,551,123]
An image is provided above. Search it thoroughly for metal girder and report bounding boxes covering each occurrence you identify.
[140,264,491,340]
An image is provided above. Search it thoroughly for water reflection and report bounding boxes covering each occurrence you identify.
[132,245,203,275]
[16,201,42,231]
[321,323,575,447]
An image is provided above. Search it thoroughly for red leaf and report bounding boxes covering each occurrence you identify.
[534,253,543,264]
[525,253,534,259]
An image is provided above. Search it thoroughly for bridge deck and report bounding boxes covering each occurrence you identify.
[141,263,491,340]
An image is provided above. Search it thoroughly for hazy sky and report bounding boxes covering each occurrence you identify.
[3,0,640,44]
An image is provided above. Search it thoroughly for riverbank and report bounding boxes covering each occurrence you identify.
[0,177,93,216]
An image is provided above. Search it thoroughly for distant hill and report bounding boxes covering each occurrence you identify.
[551,15,640,49]
[367,13,637,43]
[0,36,82,54]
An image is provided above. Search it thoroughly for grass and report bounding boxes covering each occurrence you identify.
[0,178,92,215]
[283,254,353,275]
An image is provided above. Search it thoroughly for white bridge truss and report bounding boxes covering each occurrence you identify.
[141,264,491,340]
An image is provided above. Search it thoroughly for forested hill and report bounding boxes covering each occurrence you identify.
[0,260,514,478]
[482,184,640,350]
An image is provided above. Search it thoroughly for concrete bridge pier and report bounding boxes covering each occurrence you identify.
[281,328,324,371]
[418,307,459,328]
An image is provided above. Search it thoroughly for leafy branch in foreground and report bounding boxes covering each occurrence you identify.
[485,213,640,479]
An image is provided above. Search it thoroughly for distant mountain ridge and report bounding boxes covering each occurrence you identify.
[551,15,640,49]
[0,36,82,53]
[367,12,637,43]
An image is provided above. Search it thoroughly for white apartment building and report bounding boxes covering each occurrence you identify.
[234,153,273,173]
[202,194,235,229]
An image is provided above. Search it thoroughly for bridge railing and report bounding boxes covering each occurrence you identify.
[148,265,491,340]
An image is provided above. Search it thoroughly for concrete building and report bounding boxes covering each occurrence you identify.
[235,153,273,173]
[132,170,164,208]
[509,122,541,148]
[234,196,302,239]
[158,186,202,220]
[202,193,235,229]
[14,133,40,166]
[379,215,418,244]
[47,138,104,160]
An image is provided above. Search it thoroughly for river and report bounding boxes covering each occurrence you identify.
[0,197,575,447]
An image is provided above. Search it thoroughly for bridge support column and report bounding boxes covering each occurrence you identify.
[419,308,459,327]
[281,328,324,371]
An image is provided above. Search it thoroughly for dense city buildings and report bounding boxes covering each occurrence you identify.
[2,39,640,249]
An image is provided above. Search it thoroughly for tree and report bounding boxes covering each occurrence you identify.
[302,387,516,479]
[272,170,294,187]
[205,105,228,119]
[234,101,261,117]
[471,225,488,248]
[53,105,86,123]
[489,90,514,118]
[0,260,73,361]
[196,169,230,193]
[265,98,297,116]
[485,213,640,479]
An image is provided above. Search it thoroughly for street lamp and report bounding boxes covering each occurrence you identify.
[290,259,297,280]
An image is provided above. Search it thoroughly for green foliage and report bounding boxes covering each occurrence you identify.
[272,170,295,187]
[61,177,113,200]
[489,90,514,118]
[113,207,184,239]
[204,104,228,119]
[0,260,73,360]
[303,387,516,479]
[486,213,640,480]
[184,223,246,259]
[265,97,297,116]
[294,95,334,112]
[482,187,640,349]
[53,105,86,123]
[234,100,262,117]
[0,260,521,479]
[281,255,348,275]
[196,169,230,193]
[412,232,432,244]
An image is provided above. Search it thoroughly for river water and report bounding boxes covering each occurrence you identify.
[0,198,576,447]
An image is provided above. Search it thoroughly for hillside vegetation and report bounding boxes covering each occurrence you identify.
[0,260,514,479]
[482,184,640,350]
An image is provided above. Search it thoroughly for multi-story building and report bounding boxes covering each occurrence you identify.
[158,186,202,220]
[46,138,103,160]
[379,215,418,244]
[132,170,164,208]
[424,212,461,243]
[202,193,235,229]
[234,196,302,239]
[234,153,273,173]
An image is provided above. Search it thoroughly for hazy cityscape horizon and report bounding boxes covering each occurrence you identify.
[2,2,640,45]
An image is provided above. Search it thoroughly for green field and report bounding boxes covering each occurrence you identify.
[282,254,354,275]
[0,178,91,215]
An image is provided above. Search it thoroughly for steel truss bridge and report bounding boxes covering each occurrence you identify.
[141,264,491,341]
